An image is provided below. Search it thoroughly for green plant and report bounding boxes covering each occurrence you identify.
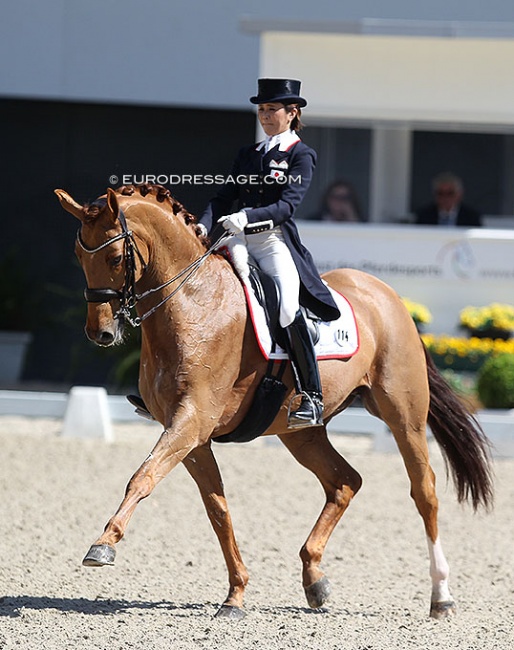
[476,353,514,409]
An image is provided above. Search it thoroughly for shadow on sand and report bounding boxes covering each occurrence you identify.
[0,595,208,619]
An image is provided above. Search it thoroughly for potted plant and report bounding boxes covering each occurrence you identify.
[401,297,432,333]
[0,251,37,383]
[459,303,514,340]
[477,353,514,409]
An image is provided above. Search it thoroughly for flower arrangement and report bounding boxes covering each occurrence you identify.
[422,333,514,372]
[459,303,514,339]
[401,298,432,328]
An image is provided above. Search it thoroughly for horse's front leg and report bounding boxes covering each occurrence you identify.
[183,444,249,619]
[83,424,197,567]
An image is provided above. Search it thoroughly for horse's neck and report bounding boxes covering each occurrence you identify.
[136,213,239,328]
[132,206,202,288]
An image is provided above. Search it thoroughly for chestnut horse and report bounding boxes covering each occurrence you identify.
[55,184,492,620]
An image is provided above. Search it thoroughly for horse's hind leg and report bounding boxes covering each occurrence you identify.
[367,382,456,619]
[279,427,362,609]
[183,444,248,620]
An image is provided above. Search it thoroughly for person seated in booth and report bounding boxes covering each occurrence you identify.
[307,179,365,223]
[414,172,482,227]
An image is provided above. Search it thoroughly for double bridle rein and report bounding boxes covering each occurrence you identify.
[77,200,228,327]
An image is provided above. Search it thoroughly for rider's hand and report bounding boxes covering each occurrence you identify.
[217,211,248,235]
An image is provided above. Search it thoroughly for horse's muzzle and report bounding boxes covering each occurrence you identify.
[85,314,124,347]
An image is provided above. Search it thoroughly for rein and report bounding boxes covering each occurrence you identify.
[77,200,229,327]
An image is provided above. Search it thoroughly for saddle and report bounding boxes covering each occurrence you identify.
[247,263,319,348]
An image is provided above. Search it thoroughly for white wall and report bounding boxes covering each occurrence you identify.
[260,31,514,127]
[3,0,514,109]
[0,0,260,108]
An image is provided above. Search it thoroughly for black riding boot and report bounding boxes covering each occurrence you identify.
[284,310,324,428]
[127,394,154,421]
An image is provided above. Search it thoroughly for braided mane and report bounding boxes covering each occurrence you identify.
[117,183,198,225]
[83,183,208,243]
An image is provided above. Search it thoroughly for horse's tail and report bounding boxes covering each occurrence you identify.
[423,343,494,511]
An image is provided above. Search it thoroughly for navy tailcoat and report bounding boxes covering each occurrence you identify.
[201,140,340,322]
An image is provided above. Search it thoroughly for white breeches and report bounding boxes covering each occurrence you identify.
[226,227,300,328]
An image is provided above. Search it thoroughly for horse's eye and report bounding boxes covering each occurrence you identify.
[110,255,123,267]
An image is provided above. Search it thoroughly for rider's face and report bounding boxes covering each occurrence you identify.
[257,103,296,136]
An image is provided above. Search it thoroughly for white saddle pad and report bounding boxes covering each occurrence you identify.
[242,283,359,361]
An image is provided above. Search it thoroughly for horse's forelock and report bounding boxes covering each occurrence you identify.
[83,200,106,222]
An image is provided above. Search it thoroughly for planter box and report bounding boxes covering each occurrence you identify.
[0,331,32,383]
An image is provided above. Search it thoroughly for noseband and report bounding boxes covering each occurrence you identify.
[77,197,229,327]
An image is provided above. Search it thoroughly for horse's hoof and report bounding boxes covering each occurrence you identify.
[82,544,116,567]
[214,604,246,620]
[430,600,457,619]
[305,576,331,609]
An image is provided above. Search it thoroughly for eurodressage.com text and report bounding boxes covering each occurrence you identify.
[109,174,303,186]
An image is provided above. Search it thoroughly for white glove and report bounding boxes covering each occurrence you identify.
[217,211,248,235]
[196,223,208,237]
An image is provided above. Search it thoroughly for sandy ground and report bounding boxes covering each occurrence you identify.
[0,416,513,650]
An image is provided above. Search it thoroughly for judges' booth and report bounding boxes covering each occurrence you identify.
[242,20,514,222]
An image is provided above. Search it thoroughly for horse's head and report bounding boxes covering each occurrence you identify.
[55,187,148,346]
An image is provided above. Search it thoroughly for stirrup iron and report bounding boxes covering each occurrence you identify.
[287,391,324,429]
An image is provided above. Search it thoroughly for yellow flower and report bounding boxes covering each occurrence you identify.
[459,303,514,332]
[401,297,433,324]
[421,334,514,370]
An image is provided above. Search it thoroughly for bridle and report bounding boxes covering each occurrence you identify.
[77,199,229,327]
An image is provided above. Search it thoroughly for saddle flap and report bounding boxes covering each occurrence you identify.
[248,264,286,347]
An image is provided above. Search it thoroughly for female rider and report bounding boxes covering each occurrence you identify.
[200,78,340,428]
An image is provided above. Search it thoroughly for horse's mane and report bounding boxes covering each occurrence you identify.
[84,183,208,243]
[116,183,198,225]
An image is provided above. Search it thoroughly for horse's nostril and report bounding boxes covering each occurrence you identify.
[97,330,115,346]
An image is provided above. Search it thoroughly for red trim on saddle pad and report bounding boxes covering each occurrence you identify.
[242,283,360,362]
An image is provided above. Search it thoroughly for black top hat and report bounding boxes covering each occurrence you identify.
[250,78,307,107]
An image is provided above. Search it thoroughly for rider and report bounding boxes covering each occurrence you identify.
[199,78,340,428]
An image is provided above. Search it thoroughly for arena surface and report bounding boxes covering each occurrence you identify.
[0,416,512,649]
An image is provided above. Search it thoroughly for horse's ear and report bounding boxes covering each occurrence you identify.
[106,187,119,222]
[54,189,85,221]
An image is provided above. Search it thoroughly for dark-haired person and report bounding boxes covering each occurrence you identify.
[309,179,365,223]
[199,78,340,428]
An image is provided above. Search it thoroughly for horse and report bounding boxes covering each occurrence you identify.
[55,183,493,620]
